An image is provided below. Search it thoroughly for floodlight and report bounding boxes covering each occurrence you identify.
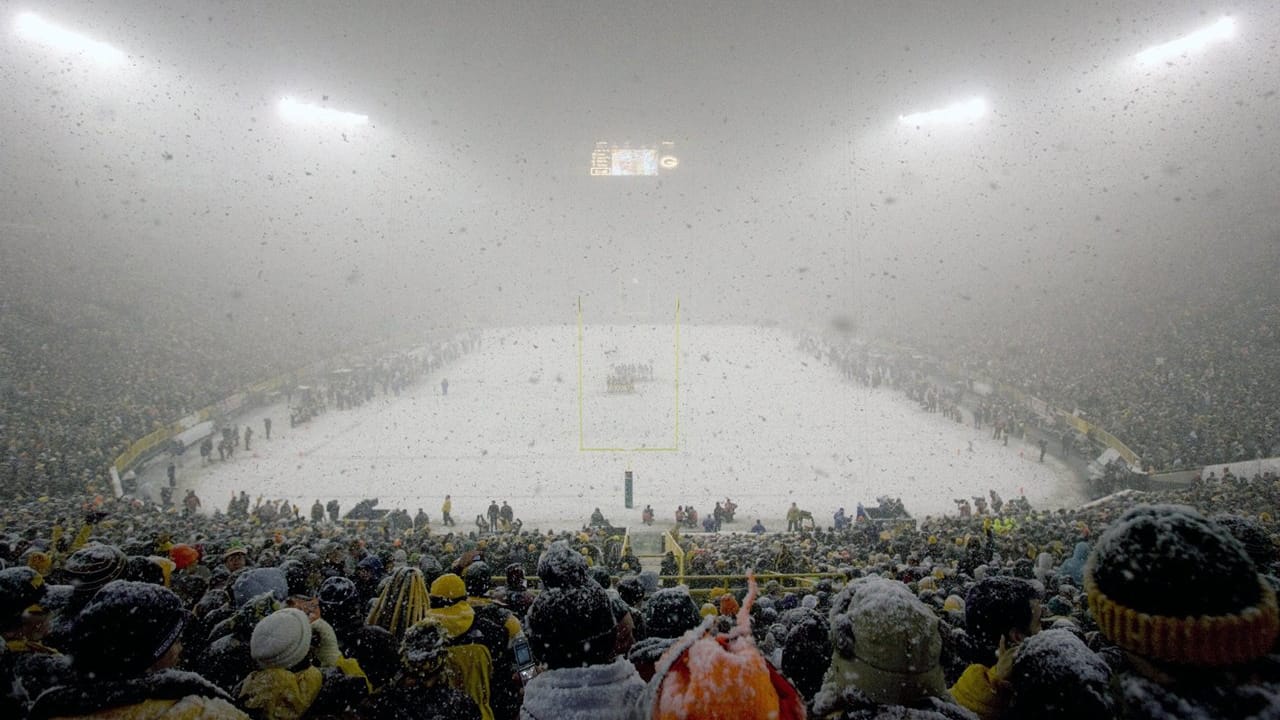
[1136,17,1236,66]
[278,97,369,126]
[14,12,126,66]
[898,97,987,126]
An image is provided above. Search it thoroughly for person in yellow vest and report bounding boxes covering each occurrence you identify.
[426,573,494,720]
[442,495,456,527]
[786,502,801,532]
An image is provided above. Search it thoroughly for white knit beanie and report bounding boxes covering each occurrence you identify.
[251,608,313,669]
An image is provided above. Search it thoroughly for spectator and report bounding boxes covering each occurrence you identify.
[813,576,973,718]
[629,587,702,681]
[949,576,1042,719]
[1085,504,1280,717]
[357,619,479,719]
[642,576,805,719]
[237,607,368,718]
[30,580,248,719]
[426,573,494,719]
[1006,628,1113,720]
[522,572,643,719]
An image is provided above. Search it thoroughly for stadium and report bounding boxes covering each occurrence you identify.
[2,3,1279,719]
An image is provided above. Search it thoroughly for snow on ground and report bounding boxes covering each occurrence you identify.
[158,326,1084,531]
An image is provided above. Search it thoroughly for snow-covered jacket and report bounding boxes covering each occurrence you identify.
[28,669,247,720]
[813,683,979,720]
[518,657,645,720]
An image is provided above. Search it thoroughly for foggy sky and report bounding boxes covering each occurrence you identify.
[1,1,1277,351]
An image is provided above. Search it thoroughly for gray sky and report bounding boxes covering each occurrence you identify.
[1,1,1276,345]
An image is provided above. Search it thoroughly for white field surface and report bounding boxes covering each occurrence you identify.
[165,326,1083,531]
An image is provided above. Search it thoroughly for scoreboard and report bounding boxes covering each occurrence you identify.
[590,140,679,177]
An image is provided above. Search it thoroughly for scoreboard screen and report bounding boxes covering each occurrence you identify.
[590,141,678,176]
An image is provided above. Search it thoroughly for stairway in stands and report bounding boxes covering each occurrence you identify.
[628,527,667,573]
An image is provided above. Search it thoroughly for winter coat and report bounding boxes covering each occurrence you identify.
[518,657,645,720]
[28,669,248,720]
[813,683,979,720]
[237,667,324,720]
[627,636,678,682]
[1113,666,1280,720]
[356,678,481,720]
[440,627,494,720]
[195,634,253,694]
[1,643,74,717]
[949,663,1009,720]
[330,623,399,691]
[236,665,368,720]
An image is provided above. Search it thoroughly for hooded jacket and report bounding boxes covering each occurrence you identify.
[813,684,980,720]
[236,665,368,720]
[518,657,645,720]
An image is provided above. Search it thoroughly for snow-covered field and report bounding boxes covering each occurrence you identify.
[162,326,1084,531]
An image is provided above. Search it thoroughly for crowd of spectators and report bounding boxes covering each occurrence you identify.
[895,272,1280,472]
[1,473,1277,718]
[0,270,469,502]
[1,297,265,498]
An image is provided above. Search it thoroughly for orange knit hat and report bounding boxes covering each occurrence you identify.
[647,573,805,720]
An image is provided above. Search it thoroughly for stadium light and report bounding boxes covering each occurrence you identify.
[1136,17,1236,66]
[278,97,368,126]
[898,97,987,127]
[14,12,126,66]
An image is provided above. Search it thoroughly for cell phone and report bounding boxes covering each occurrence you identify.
[511,633,539,685]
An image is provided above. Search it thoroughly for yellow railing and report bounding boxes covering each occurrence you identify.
[1059,412,1140,466]
[670,573,846,599]
[662,531,685,581]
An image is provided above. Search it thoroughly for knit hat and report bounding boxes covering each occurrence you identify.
[647,574,804,720]
[251,608,313,669]
[72,580,187,676]
[823,576,948,707]
[964,575,1041,661]
[318,576,359,616]
[537,541,589,589]
[463,561,492,597]
[505,564,528,591]
[643,587,702,639]
[169,544,200,571]
[1213,514,1276,571]
[0,566,46,621]
[63,543,127,596]
[426,573,474,639]
[419,555,444,585]
[1085,504,1279,666]
[526,581,617,668]
[231,567,289,608]
[400,619,450,676]
[1008,628,1114,718]
[617,575,644,606]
